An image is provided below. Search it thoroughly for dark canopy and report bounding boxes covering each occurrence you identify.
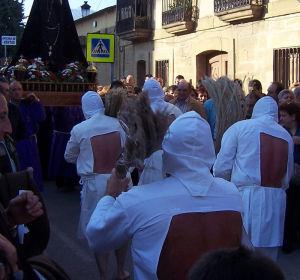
[12,0,87,71]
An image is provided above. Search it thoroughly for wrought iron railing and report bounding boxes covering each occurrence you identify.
[162,0,196,26]
[116,0,151,34]
[135,16,149,29]
[214,0,263,13]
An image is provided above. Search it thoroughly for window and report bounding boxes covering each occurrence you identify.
[93,20,97,28]
[274,48,300,88]
[155,60,169,86]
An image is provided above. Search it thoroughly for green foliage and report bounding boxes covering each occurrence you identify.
[0,0,24,59]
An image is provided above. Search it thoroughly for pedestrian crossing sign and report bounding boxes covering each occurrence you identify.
[86,33,115,63]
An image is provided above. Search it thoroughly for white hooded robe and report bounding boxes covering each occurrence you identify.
[213,97,294,249]
[86,112,243,279]
[64,91,125,238]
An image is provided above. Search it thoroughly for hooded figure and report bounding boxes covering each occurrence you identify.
[143,79,182,118]
[81,91,105,119]
[87,111,243,280]
[214,96,294,261]
[137,79,182,186]
[64,91,125,237]
[65,90,129,279]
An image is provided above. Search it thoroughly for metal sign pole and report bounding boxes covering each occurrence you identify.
[4,45,7,60]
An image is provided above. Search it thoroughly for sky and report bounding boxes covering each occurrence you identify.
[24,0,116,19]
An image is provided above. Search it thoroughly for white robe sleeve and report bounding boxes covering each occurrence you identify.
[64,129,80,163]
[86,196,131,254]
[213,125,238,181]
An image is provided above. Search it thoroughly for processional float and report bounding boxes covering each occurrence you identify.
[3,0,97,106]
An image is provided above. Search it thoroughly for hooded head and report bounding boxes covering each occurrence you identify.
[162,111,216,196]
[143,79,165,102]
[81,91,104,119]
[251,96,278,122]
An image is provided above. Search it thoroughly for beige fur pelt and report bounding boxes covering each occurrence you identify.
[115,93,169,178]
[202,76,245,152]
[104,87,128,118]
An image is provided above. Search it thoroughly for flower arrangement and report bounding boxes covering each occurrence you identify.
[0,57,97,85]
[27,57,55,82]
[59,62,85,83]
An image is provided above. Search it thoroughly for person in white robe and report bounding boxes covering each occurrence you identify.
[64,91,128,280]
[143,78,182,118]
[138,79,182,185]
[213,96,294,261]
[86,111,243,280]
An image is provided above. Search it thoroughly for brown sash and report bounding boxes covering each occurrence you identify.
[90,132,121,174]
[157,211,242,280]
[260,133,288,188]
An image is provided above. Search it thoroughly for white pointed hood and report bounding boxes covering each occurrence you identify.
[143,78,182,118]
[81,91,104,119]
[143,78,165,102]
[162,111,216,196]
[252,96,278,122]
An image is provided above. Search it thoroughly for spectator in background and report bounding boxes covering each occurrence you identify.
[164,85,177,102]
[170,80,206,117]
[190,87,199,101]
[279,102,300,253]
[199,91,207,104]
[48,106,83,192]
[9,81,45,191]
[145,74,153,81]
[267,81,284,103]
[196,80,208,104]
[293,86,300,103]
[126,75,135,87]
[278,89,295,105]
[0,77,26,142]
[110,80,125,90]
[248,79,265,98]
[245,93,260,119]
[175,74,184,85]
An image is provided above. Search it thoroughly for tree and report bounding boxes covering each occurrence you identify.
[0,0,24,60]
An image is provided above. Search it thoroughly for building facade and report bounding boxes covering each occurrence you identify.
[116,0,300,91]
[75,5,118,85]
[74,1,300,90]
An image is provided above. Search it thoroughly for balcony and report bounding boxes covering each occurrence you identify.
[162,0,198,35]
[116,0,152,42]
[214,0,264,23]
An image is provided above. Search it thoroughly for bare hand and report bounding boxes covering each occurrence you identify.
[106,169,130,198]
[6,191,44,226]
[0,234,19,273]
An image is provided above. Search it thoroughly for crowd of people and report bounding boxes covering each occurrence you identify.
[0,72,299,279]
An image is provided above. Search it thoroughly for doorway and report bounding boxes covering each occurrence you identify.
[196,51,228,81]
[137,60,146,88]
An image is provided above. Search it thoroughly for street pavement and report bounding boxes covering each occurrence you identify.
[43,181,300,280]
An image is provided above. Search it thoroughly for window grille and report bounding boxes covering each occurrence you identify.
[273,48,300,88]
[155,60,169,86]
